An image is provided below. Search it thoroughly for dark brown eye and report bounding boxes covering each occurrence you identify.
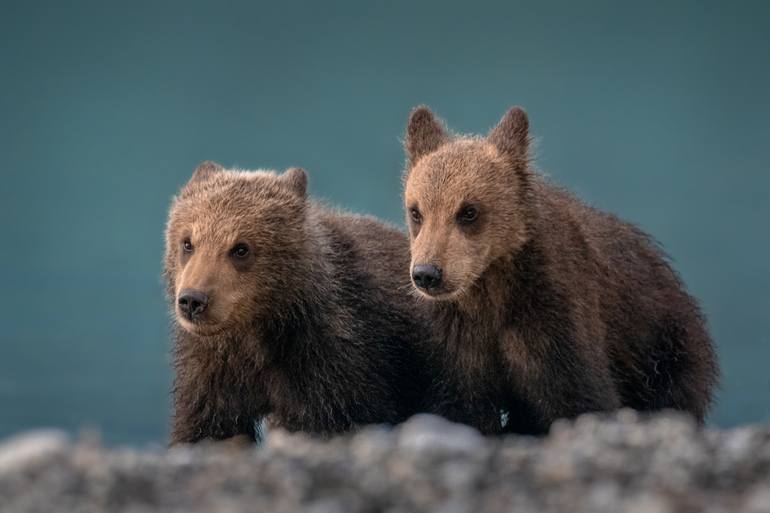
[182,238,194,253]
[457,206,479,224]
[230,243,250,258]
[409,207,422,224]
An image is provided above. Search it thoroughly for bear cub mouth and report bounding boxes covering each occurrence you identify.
[175,308,229,337]
[411,282,464,301]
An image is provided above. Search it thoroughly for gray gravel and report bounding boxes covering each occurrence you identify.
[1,410,769,513]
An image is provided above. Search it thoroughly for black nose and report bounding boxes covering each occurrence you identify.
[412,264,443,290]
[178,289,209,320]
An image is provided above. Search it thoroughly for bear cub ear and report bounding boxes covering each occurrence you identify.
[282,167,307,198]
[190,161,223,183]
[405,106,449,167]
[488,107,530,162]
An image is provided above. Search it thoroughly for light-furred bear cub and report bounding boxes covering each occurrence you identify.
[403,106,719,435]
[165,162,431,444]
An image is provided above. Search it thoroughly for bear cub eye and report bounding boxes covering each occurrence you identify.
[456,205,479,225]
[182,238,194,253]
[230,243,250,259]
[409,207,422,224]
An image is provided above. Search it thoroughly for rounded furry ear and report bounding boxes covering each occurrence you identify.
[282,167,307,197]
[405,106,449,167]
[190,161,223,183]
[488,107,530,161]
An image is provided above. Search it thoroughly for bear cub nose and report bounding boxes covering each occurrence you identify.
[412,264,443,290]
[178,289,209,320]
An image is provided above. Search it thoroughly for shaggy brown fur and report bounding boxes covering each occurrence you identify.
[403,106,719,434]
[164,162,431,444]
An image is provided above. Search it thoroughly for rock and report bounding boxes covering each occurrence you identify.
[0,412,769,513]
[397,414,486,455]
[0,429,70,474]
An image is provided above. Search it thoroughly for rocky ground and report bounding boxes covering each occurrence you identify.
[1,411,769,513]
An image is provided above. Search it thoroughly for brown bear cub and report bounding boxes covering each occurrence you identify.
[403,106,719,435]
[164,162,431,444]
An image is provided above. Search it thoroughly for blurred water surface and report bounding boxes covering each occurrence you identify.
[1,0,768,444]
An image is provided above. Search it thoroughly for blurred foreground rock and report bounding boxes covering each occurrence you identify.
[1,411,770,513]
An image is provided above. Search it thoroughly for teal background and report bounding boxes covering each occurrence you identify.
[1,0,768,445]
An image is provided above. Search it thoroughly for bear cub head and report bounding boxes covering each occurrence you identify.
[403,106,532,301]
[164,162,308,336]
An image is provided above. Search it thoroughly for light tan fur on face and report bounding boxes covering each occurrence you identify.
[404,107,531,302]
[164,163,308,336]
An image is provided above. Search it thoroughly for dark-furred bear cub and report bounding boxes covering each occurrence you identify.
[164,162,430,444]
[403,106,719,435]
